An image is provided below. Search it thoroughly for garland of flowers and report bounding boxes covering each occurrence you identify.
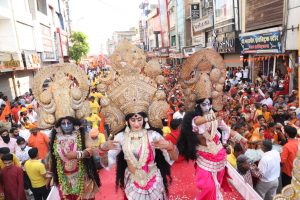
[53,132,85,198]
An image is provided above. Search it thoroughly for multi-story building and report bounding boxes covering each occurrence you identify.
[106,29,137,55]
[0,0,69,100]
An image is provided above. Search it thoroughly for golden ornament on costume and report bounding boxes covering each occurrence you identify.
[101,40,169,135]
[179,48,226,111]
[32,63,90,128]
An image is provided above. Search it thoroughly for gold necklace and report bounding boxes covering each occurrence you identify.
[123,129,149,169]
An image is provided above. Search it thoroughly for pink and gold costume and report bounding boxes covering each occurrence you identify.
[192,118,231,200]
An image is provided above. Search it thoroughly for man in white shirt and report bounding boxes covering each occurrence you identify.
[235,69,242,81]
[27,104,38,123]
[259,90,273,107]
[256,140,280,200]
[173,103,185,119]
[242,66,249,82]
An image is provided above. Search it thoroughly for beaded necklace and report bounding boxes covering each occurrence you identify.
[53,131,85,199]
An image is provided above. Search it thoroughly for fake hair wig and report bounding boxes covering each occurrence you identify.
[50,116,101,187]
[115,122,172,195]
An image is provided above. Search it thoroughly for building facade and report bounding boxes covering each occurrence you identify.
[0,0,69,100]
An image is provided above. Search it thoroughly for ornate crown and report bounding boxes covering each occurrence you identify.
[179,48,226,111]
[32,64,90,128]
[100,40,168,135]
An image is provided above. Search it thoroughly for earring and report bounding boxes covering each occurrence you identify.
[125,122,130,133]
[145,117,150,129]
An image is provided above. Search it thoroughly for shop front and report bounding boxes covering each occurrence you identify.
[214,31,242,68]
[239,27,288,81]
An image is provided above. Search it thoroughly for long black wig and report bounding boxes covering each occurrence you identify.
[115,112,172,194]
[50,116,101,187]
[177,98,212,161]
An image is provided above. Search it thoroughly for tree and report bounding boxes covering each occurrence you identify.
[69,31,89,64]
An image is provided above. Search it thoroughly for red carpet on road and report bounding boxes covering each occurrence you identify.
[96,161,244,200]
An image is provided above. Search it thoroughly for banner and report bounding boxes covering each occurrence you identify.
[192,15,213,32]
[240,31,282,54]
[191,4,200,20]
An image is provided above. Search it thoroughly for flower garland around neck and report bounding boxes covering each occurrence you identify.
[123,129,149,169]
[53,131,85,198]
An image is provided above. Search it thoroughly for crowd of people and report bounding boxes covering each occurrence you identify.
[0,60,299,200]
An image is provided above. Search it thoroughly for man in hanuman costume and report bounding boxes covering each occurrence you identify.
[98,41,179,200]
[32,64,100,199]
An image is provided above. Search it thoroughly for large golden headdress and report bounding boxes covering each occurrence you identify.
[32,63,90,128]
[179,48,226,111]
[100,40,168,135]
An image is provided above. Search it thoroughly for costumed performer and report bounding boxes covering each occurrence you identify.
[98,40,178,200]
[32,64,100,199]
[177,49,234,200]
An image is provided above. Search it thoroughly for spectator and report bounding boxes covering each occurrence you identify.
[28,128,49,161]
[165,119,182,145]
[236,155,261,187]
[0,147,20,169]
[0,153,26,200]
[173,103,185,119]
[0,128,17,154]
[10,127,19,139]
[89,96,100,115]
[25,148,49,200]
[281,125,299,187]
[272,107,289,126]
[256,140,280,200]
[227,143,244,168]
[27,104,38,123]
[15,137,31,166]
[162,118,171,137]
[259,91,273,108]
[85,112,101,129]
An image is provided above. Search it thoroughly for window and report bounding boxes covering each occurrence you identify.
[171,35,176,47]
[37,0,47,15]
[201,0,209,17]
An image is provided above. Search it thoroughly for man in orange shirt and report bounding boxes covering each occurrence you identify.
[281,125,299,187]
[28,128,49,161]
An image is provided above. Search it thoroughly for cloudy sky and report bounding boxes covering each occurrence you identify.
[69,0,157,55]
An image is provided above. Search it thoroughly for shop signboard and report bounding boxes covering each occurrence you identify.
[183,47,195,57]
[192,15,213,32]
[23,51,41,69]
[0,52,22,70]
[240,31,282,54]
[193,32,206,47]
[159,47,169,57]
[40,24,57,61]
[191,4,200,20]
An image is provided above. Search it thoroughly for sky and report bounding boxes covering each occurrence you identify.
[69,0,157,55]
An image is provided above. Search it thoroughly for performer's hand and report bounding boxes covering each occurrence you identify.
[152,138,173,151]
[66,151,77,160]
[100,140,120,151]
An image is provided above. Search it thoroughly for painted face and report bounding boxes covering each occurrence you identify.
[61,119,74,134]
[129,114,144,131]
[199,98,211,114]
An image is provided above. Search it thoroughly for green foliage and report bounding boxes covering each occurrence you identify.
[69,31,89,63]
